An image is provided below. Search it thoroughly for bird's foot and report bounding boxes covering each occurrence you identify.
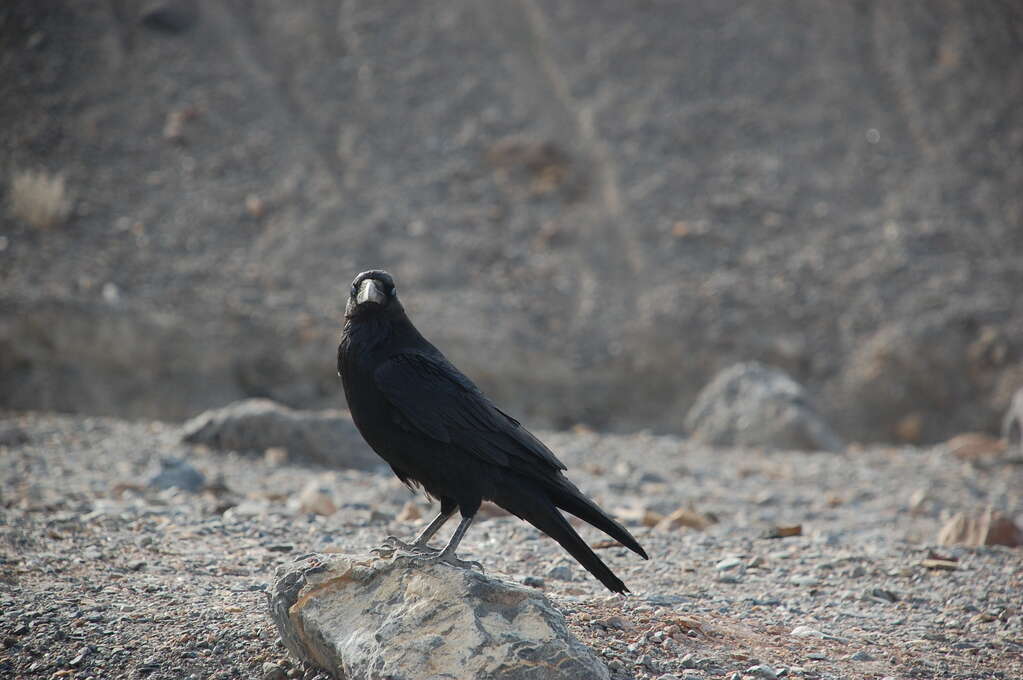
[419,549,485,574]
[371,535,439,558]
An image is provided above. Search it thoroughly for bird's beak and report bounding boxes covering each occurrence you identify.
[356,279,386,306]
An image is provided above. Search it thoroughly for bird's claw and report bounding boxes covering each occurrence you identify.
[373,536,440,558]
[421,551,485,573]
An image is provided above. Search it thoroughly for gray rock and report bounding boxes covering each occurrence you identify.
[148,457,205,492]
[261,662,287,680]
[684,362,843,451]
[1004,387,1023,454]
[833,310,1018,443]
[546,564,573,581]
[182,399,378,470]
[0,425,29,447]
[140,0,198,33]
[745,665,779,679]
[267,553,610,680]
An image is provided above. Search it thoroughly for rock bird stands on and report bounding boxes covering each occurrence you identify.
[338,270,648,593]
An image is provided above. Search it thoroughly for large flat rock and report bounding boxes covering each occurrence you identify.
[267,553,610,680]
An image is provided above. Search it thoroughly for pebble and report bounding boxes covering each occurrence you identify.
[746,664,779,679]
[262,662,287,680]
[296,481,337,516]
[847,651,875,661]
[715,556,744,571]
[148,458,205,492]
[865,587,898,603]
[546,564,573,580]
[790,626,825,638]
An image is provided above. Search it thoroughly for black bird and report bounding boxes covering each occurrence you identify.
[338,270,647,593]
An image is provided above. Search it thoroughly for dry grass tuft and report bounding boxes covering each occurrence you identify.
[9,170,73,229]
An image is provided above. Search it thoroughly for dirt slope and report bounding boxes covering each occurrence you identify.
[2,1,1022,441]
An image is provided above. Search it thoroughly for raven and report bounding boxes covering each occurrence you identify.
[338,270,647,593]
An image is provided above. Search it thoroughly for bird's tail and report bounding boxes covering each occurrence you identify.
[495,476,645,594]
[506,495,630,593]
[544,476,648,560]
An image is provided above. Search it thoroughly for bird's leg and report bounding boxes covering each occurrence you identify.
[420,514,484,572]
[375,506,456,556]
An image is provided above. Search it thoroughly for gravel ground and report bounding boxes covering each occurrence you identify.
[2,411,1021,679]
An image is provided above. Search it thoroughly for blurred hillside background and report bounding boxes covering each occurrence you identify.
[1,0,1021,444]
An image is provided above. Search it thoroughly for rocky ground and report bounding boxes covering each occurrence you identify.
[2,411,1021,679]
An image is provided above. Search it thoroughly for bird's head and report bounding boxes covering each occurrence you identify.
[345,270,401,320]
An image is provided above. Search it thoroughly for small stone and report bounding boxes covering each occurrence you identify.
[746,664,779,679]
[655,674,682,680]
[546,564,573,581]
[790,575,818,587]
[938,507,1023,547]
[523,576,545,588]
[806,652,827,660]
[762,524,803,539]
[0,426,29,447]
[296,480,337,516]
[715,556,743,571]
[655,508,714,531]
[848,651,874,661]
[594,615,628,630]
[716,572,742,584]
[148,457,205,492]
[866,588,898,603]
[790,626,825,639]
[262,662,287,680]
[68,646,90,667]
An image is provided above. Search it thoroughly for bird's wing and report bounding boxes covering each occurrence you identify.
[374,352,567,472]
